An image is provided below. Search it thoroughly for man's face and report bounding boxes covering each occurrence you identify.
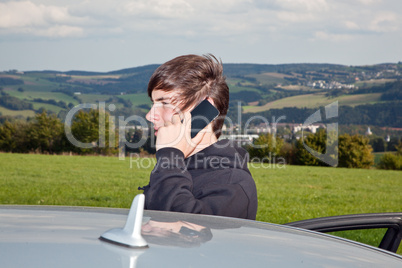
[146,90,181,136]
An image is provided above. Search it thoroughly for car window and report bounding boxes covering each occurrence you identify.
[328,229,402,255]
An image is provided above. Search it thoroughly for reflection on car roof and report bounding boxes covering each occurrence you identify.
[0,205,401,268]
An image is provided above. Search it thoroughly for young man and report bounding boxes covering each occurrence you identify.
[140,54,257,220]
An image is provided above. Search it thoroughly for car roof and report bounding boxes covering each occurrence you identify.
[1,205,401,268]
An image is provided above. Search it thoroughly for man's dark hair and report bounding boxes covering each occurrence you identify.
[147,54,229,138]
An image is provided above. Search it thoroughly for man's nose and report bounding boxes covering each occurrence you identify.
[146,105,159,123]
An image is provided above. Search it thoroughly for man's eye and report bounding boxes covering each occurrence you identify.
[162,102,169,105]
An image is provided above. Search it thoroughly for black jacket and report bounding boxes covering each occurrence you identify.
[141,139,258,220]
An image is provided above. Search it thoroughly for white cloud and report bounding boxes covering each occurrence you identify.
[356,0,382,5]
[2,0,399,40]
[313,31,353,41]
[0,1,87,37]
[36,25,84,38]
[0,1,46,28]
[118,0,194,19]
[0,0,401,71]
[344,21,360,31]
[276,11,317,23]
[275,0,329,12]
[368,12,399,32]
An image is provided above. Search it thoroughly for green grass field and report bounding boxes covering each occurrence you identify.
[227,84,262,94]
[29,102,64,114]
[76,94,113,103]
[244,93,382,113]
[7,90,79,104]
[355,79,396,88]
[7,74,64,92]
[118,93,152,107]
[247,72,289,85]
[226,78,257,87]
[280,85,319,91]
[69,74,121,80]
[0,107,36,117]
[3,89,80,116]
[0,153,401,253]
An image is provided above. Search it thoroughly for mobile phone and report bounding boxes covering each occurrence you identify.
[190,99,220,139]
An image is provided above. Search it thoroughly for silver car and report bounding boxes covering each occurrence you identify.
[1,194,401,267]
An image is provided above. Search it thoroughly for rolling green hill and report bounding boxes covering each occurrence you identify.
[243,93,383,112]
[0,62,401,127]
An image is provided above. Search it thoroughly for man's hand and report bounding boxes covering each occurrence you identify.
[155,112,205,157]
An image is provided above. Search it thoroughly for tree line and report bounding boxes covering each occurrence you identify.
[0,110,116,155]
[247,129,373,168]
[0,94,33,110]
[1,110,400,170]
[247,130,401,170]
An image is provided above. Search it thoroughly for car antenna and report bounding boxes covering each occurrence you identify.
[99,194,148,248]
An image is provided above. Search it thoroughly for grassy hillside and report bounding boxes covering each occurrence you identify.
[29,102,64,114]
[246,72,299,86]
[7,90,79,104]
[0,106,35,117]
[355,79,396,87]
[0,63,400,127]
[244,93,383,112]
[118,93,152,107]
[77,93,114,103]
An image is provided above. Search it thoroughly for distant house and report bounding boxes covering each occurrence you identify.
[293,124,320,134]
[219,134,259,146]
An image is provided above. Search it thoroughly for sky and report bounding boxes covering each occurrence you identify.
[0,0,401,72]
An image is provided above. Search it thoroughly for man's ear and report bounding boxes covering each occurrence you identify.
[206,97,215,106]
